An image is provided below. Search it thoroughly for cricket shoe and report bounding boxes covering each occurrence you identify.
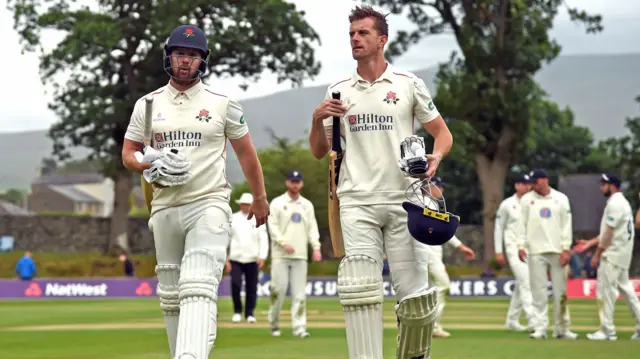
[232,313,242,323]
[271,329,281,337]
[529,330,547,339]
[631,330,640,340]
[433,328,451,338]
[586,330,617,341]
[506,322,528,332]
[553,330,579,340]
[294,330,310,338]
[247,316,257,323]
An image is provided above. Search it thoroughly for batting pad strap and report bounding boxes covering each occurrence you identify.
[337,255,384,307]
[156,264,180,312]
[178,249,220,301]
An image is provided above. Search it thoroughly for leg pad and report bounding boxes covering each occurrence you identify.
[396,287,439,359]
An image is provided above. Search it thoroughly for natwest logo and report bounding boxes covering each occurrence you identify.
[24,283,43,297]
[154,131,203,150]
[347,114,394,132]
[44,282,108,297]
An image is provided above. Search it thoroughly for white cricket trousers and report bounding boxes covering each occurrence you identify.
[426,250,449,331]
[596,257,640,334]
[528,253,571,334]
[505,244,533,326]
[268,258,308,334]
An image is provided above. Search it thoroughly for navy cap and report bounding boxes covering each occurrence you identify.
[529,169,548,180]
[600,173,621,187]
[516,173,534,184]
[287,170,303,181]
[402,201,460,246]
[430,176,444,187]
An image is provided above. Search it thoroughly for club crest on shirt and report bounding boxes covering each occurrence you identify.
[291,212,302,223]
[539,207,552,218]
[196,109,212,122]
[383,91,399,105]
[153,112,165,122]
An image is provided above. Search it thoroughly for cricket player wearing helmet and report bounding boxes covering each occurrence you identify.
[573,173,640,341]
[122,24,269,359]
[494,173,535,332]
[420,177,475,338]
[308,6,454,359]
[516,169,577,340]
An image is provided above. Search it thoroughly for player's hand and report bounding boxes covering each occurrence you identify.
[247,195,269,227]
[257,259,265,270]
[559,250,572,267]
[312,99,347,124]
[459,245,476,261]
[282,244,295,254]
[495,253,506,267]
[425,153,442,178]
[225,260,232,273]
[572,239,589,254]
[518,249,527,262]
[312,250,322,262]
[590,253,600,268]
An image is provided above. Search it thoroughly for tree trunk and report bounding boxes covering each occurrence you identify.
[475,153,509,263]
[107,167,133,254]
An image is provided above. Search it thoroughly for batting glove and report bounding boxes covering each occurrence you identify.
[398,135,428,178]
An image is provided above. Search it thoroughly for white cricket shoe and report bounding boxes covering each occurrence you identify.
[631,330,640,340]
[294,330,310,338]
[232,313,242,323]
[586,330,617,341]
[529,330,547,339]
[554,330,579,340]
[506,322,528,332]
[271,329,281,337]
[433,328,451,338]
[247,316,257,323]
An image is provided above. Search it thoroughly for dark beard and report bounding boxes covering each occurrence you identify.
[603,189,612,197]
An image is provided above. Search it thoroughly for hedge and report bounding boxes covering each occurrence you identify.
[1,252,511,278]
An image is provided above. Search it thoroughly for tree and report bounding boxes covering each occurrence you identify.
[0,189,27,206]
[39,157,57,176]
[230,132,330,229]
[368,0,602,260]
[8,0,321,252]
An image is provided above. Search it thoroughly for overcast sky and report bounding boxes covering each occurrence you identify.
[1,0,638,133]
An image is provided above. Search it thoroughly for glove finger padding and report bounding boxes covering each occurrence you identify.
[161,150,191,173]
[156,172,192,187]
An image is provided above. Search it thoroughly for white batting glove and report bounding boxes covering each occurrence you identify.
[139,148,193,187]
[398,135,428,177]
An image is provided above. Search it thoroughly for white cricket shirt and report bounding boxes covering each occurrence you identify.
[516,188,573,254]
[322,64,440,207]
[228,210,269,264]
[124,81,248,215]
[268,192,320,260]
[494,194,523,254]
[426,235,462,260]
[599,192,635,269]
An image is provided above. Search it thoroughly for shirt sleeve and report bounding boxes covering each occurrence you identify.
[413,77,441,124]
[445,235,462,249]
[561,196,573,251]
[604,202,624,229]
[267,199,284,247]
[321,88,334,140]
[516,196,529,250]
[124,98,146,144]
[224,99,250,140]
[494,201,507,254]
[258,225,269,260]
[306,202,321,251]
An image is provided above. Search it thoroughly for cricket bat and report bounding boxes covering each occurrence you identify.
[328,91,345,258]
[141,95,154,212]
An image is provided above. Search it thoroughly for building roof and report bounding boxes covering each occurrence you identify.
[32,172,105,185]
[0,199,34,216]
[49,185,102,203]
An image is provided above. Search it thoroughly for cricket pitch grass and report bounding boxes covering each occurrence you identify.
[0,297,637,359]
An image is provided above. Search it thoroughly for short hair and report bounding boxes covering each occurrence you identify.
[348,6,389,37]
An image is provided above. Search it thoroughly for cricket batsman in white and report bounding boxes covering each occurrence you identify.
[309,6,453,359]
[494,173,535,332]
[573,173,640,340]
[516,169,577,339]
[267,170,322,338]
[423,176,475,338]
[122,24,269,359]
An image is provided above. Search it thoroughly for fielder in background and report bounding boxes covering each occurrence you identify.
[516,169,577,340]
[573,173,640,341]
[121,24,269,359]
[424,176,475,338]
[308,6,453,359]
[226,193,269,324]
[267,170,322,338]
[494,173,535,332]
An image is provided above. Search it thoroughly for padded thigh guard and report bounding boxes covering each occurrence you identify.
[156,264,180,358]
[175,249,221,359]
[337,255,384,359]
[396,287,438,359]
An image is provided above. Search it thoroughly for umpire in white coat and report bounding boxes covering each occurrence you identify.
[226,193,269,324]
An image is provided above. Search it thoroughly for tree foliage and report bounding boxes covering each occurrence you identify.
[367,0,602,260]
[8,0,321,251]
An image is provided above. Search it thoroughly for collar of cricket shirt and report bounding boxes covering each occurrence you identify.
[166,79,203,100]
[350,62,395,86]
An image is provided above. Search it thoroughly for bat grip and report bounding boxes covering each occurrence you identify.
[331,91,341,151]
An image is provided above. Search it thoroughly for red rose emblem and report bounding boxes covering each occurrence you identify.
[386,91,396,99]
[186,28,194,34]
[199,109,209,117]
[349,115,357,125]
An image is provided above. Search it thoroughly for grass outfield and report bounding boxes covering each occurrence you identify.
[0,297,638,359]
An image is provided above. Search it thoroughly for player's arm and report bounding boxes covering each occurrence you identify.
[226,100,267,201]
[515,196,529,251]
[597,204,622,253]
[306,203,321,251]
[267,200,285,247]
[560,197,573,251]
[413,77,453,165]
[309,89,346,159]
[493,202,508,254]
[122,99,151,173]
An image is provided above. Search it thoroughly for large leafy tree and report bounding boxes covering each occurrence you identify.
[368,0,602,260]
[8,0,321,252]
